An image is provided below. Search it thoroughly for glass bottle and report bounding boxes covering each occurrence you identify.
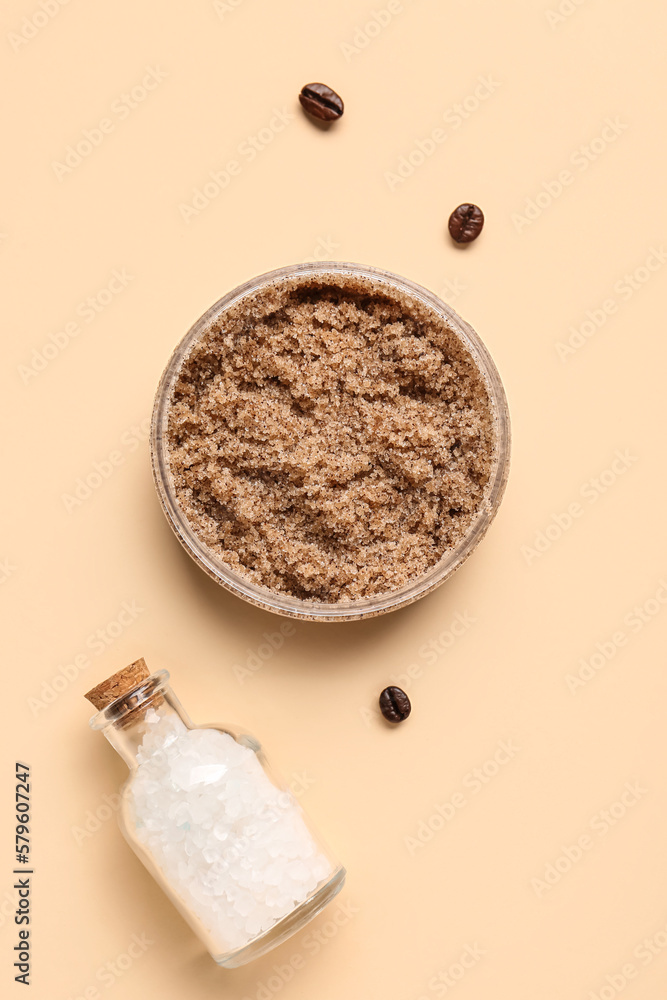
[86,661,345,968]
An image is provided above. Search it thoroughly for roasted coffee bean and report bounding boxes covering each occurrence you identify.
[448,203,485,243]
[379,686,411,723]
[299,83,344,122]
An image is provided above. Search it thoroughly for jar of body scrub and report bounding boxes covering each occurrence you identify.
[151,262,511,621]
[85,659,345,968]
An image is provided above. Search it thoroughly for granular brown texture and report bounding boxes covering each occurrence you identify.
[165,274,496,602]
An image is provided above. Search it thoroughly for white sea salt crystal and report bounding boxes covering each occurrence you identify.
[244,912,264,937]
[265,887,282,907]
[190,797,214,825]
[264,860,287,886]
[191,826,207,848]
[273,892,293,910]
[225,797,243,820]
[234,891,255,916]
[311,855,331,881]
[292,884,309,904]
[286,860,310,882]
[128,716,333,954]
[282,840,303,860]
[247,846,269,868]
[172,762,228,790]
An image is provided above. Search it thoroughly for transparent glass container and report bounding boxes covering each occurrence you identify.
[89,670,345,968]
[151,262,511,621]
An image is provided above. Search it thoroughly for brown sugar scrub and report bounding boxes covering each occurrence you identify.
[157,267,508,607]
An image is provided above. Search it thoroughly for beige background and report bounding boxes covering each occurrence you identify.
[2,0,667,997]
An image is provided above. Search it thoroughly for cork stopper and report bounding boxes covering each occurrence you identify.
[85,657,150,710]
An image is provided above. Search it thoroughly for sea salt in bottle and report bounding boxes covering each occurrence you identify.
[85,659,345,967]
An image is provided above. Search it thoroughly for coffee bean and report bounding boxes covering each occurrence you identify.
[448,203,485,243]
[379,686,411,723]
[299,83,344,122]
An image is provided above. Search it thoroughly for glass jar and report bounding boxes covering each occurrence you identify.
[150,261,511,621]
[88,668,345,968]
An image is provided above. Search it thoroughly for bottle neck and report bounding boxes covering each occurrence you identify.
[90,672,191,769]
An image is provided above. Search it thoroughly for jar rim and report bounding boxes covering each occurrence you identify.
[88,669,170,730]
